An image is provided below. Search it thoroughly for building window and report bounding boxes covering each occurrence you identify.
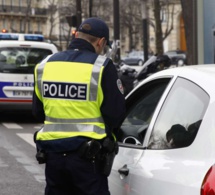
[37,21,41,32]
[2,0,6,12]
[28,20,32,33]
[20,20,24,33]
[10,0,13,11]
[11,20,15,32]
[3,19,8,29]
[161,8,167,23]
[19,0,22,12]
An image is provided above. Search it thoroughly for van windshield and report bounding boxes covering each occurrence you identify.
[0,47,52,74]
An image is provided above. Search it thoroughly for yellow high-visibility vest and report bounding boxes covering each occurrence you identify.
[34,55,108,141]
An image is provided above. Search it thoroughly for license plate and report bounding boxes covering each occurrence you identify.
[13,91,33,96]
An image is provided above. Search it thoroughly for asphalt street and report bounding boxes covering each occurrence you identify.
[0,111,45,195]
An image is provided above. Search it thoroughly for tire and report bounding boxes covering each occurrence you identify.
[138,60,143,66]
[177,59,185,66]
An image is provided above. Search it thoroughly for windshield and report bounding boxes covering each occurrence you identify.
[0,47,52,74]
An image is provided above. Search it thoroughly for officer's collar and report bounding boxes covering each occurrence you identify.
[68,38,96,53]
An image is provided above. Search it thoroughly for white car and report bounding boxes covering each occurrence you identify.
[109,65,215,195]
[0,33,58,111]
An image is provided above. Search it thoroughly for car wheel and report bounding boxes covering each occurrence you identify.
[138,60,143,66]
[177,59,185,66]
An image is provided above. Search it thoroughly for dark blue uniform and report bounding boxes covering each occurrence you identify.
[32,38,126,195]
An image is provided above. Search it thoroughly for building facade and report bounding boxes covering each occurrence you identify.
[0,0,184,55]
[0,0,47,34]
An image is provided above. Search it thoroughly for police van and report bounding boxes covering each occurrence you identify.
[0,33,58,111]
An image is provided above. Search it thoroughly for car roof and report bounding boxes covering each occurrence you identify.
[161,65,215,78]
[165,50,186,54]
[135,65,215,96]
[0,40,58,52]
[165,49,186,52]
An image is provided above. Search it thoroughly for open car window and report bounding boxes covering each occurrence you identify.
[116,78,171,146]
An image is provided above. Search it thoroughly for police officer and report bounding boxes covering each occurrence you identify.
[32,17,126,195]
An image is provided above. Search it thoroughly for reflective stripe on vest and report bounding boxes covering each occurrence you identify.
[41,123,104,134]
[89,55,106,101]
[45,116,104,123]
[36,54,53,95]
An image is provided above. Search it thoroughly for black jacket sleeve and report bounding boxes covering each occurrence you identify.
[32,74,45,122]
[100,61,126,135]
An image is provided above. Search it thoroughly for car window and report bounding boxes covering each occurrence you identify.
[117,78,171,146]
[128,51,143,57]
[165,51,174,55]
[0,47,52,74]
[147,77,209,149]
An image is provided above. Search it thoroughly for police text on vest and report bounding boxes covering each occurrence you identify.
[43,81,87,100]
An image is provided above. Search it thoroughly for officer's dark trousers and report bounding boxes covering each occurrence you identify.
[44,151,110,195]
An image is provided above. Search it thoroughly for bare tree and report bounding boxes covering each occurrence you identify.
[153,0,163,54]
[180,0,197,65]
[151,0,176,55]
[49,0,76,49]
[51,0,181,55]
[120,0,142,51]
[119,0,177,54]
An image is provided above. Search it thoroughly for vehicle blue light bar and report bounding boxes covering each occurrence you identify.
[24,34,44,42]
[0,33,44,42]
[0,33,19,40]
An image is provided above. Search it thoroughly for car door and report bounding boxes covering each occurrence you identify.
[115,77,209,195]
[109,77,173,195]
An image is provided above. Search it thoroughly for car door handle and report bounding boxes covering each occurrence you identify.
[118,164,129,176]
